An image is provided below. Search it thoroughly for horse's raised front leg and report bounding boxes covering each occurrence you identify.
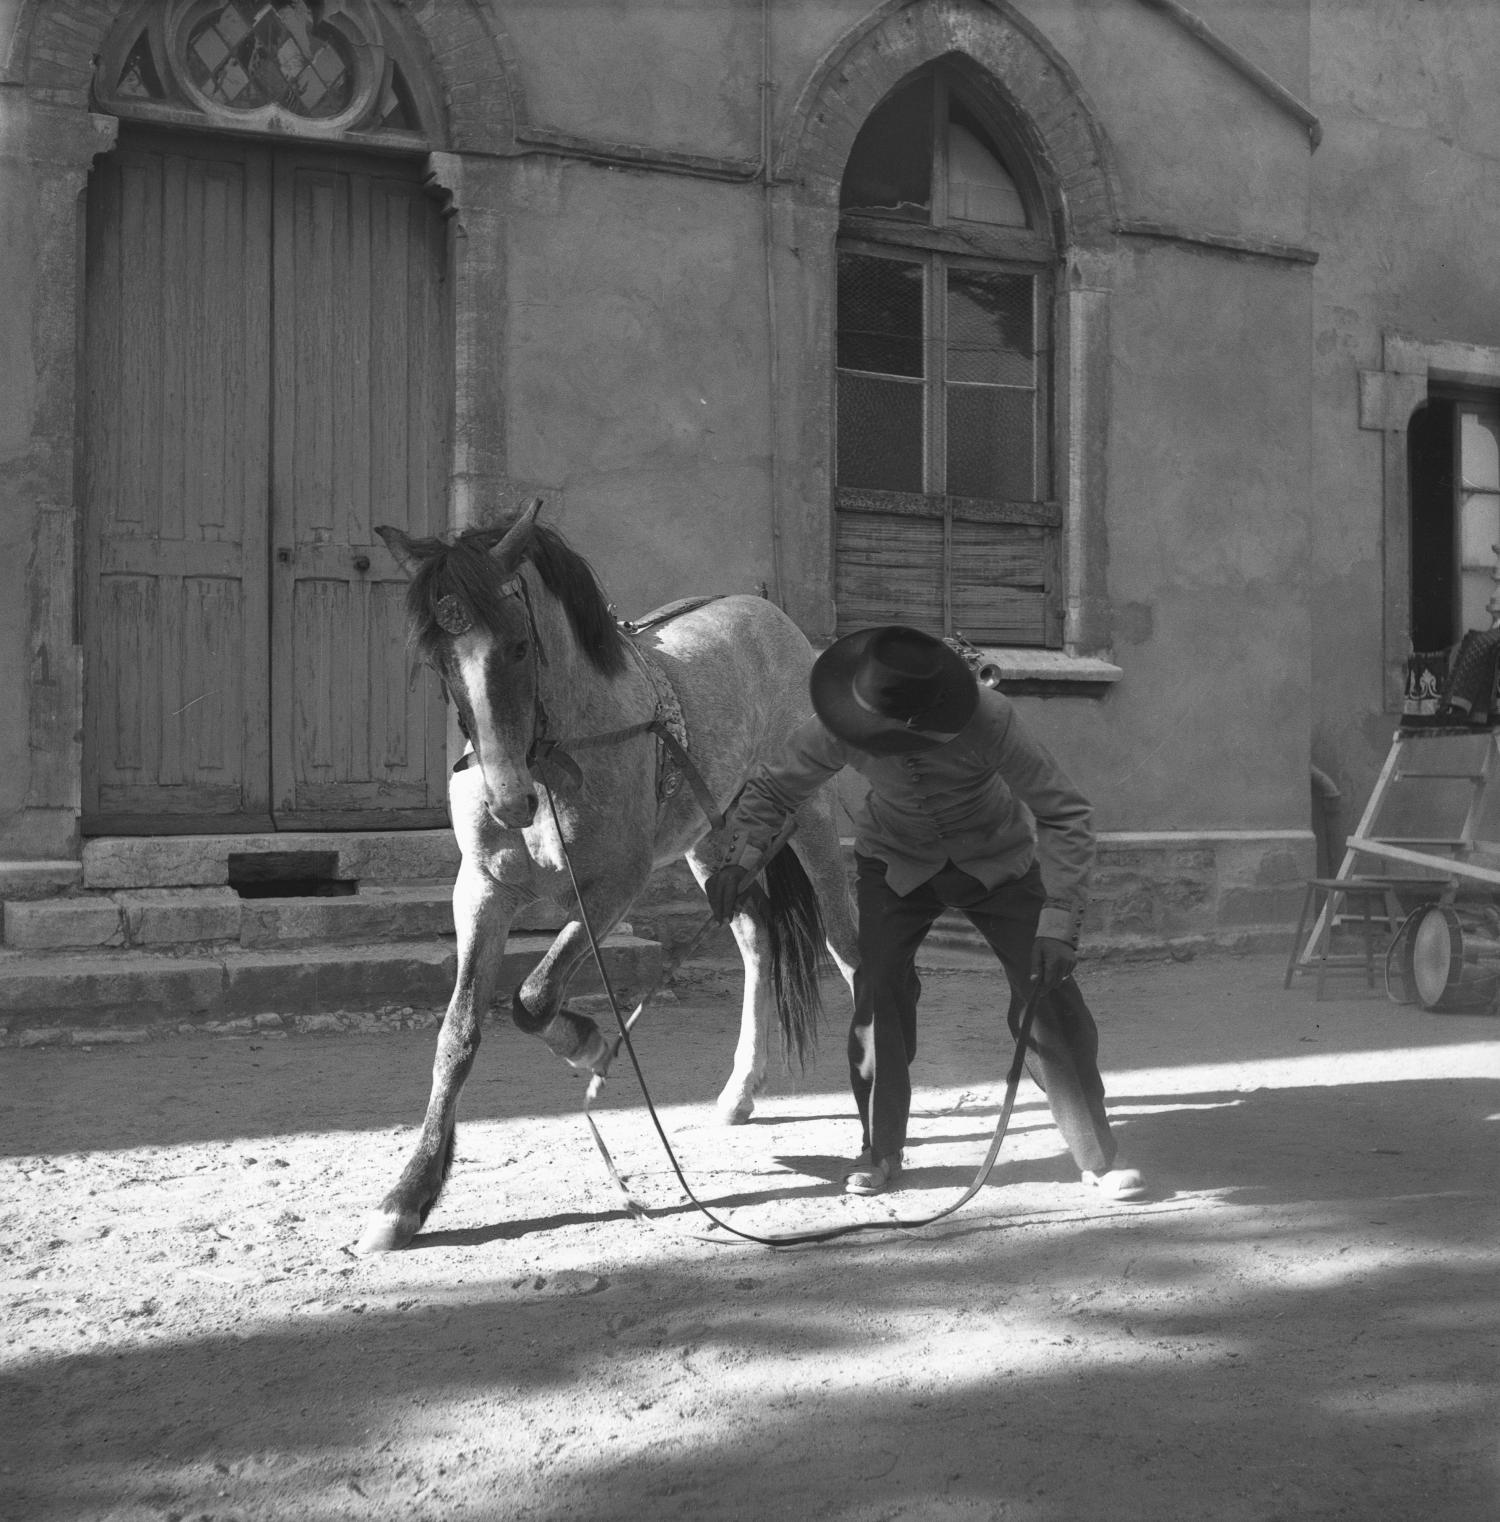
[510,919,615,1072]
[356,862,519,1254]
[685,848,773,1125]
[511,859,647,1070]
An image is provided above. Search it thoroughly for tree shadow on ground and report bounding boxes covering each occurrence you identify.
[4,1070,1496,1522]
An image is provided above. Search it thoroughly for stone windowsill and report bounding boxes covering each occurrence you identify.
[975,648,1123,694]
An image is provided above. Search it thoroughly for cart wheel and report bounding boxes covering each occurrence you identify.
[1405,904,1500,1012]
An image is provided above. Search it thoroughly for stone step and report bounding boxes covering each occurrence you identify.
[80,830,462,891]
[0,883,573,952]
[0,932,662,1035]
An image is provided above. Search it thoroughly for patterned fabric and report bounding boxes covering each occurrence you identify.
[630,644,690,806]
[1403,650,1449,722]
[1440,629,1500,723]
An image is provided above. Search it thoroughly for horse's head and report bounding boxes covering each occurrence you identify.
[377,500,629,831]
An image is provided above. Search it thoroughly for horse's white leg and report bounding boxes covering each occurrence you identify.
[356,861,519,1254]
[684,850,773,1125]
[720,908,776,1124]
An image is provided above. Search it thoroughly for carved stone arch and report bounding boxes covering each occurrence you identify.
[776,0,1117,250]
[8,0,520,154]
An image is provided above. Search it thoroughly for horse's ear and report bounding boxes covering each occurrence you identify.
[375,525,421,577]
[489,496,543,571]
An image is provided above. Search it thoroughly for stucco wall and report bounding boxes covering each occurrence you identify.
[0,127,37,831]
[1041,238,1312,831]
[499,156,779,606]
[0,0,1330,865]
[1309,0,1500,821]
[1016,0,1310,239]
[495,0,1317,835]
[1,3,34,839]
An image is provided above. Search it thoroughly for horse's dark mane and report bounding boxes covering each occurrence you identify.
[404,521,630,678]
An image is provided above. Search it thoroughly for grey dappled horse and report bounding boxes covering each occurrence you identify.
[357,502,857,1252]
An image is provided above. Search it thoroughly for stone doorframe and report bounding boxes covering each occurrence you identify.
[1360,330,1500,712]
[0,0,520,859]
[764,0,1121,650]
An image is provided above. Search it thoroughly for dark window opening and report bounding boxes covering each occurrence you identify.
[228,851,357,899]
[1410,400,1458,652]
[841,75,934,221]
[1410,391,1500,652]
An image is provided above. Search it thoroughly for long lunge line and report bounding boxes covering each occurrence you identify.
[552,781,1046,1247]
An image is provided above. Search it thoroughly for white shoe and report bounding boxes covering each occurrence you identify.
[1082,1164,1148,1202]
[844,1151,903,1195]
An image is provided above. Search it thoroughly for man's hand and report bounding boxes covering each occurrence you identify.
[705,864,752,922]
[1030,935,1076,994]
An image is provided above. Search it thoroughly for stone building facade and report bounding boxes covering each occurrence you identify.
[0,0,1494,964]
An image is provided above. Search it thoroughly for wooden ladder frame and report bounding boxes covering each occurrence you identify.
[1301,727,1500,964]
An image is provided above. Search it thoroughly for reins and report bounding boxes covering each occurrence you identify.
[478,559,1042,1246]
[540,778,1046,1248]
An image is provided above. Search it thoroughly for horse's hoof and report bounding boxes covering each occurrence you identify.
[353,1209,420,1255]
[714,1097,755,1126]
[565,1026,611,1074]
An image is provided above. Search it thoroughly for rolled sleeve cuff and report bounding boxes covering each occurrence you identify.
[1038,902,1084,947]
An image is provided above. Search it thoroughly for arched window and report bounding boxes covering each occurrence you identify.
[834,70,1060,645]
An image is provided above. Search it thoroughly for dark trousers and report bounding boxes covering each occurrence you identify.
[850,853,1117,1174]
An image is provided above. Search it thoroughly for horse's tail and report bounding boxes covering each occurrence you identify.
[757,845,828,1070]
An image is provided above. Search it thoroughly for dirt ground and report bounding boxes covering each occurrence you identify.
[1,945,1497,1522]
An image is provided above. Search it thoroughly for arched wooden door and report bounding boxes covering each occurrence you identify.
[82,125,450,833]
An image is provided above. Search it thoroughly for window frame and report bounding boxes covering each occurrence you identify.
[1361,332,1500,711]
[833,68,1063,647]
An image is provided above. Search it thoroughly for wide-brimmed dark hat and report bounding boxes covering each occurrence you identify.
[810,626,978,754]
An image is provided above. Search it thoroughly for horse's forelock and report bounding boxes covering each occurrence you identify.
[404,530,514,663]
[404,522,629,677]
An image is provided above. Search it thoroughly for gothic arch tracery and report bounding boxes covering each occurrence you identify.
[777,0,1117,251]
[10,0,518,156]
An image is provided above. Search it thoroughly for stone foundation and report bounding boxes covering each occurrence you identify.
[629,829,1316,959]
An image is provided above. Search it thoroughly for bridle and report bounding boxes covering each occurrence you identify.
[443,564,724,825]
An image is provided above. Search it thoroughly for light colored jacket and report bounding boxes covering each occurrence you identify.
[723,688,1094,945]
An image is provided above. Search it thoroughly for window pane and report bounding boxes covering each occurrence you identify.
[1461,565,1494,633]
[947,271,1034,386]
[1459,486,1499,632]
[838,374,924,492]
[840,75,933,221]
[947,101,1028,227]
[185,0,356,118]
[838,253,924,377]
[946,385,1035,500]
[1461,407,1500,491]
[1459,489,1500,568]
